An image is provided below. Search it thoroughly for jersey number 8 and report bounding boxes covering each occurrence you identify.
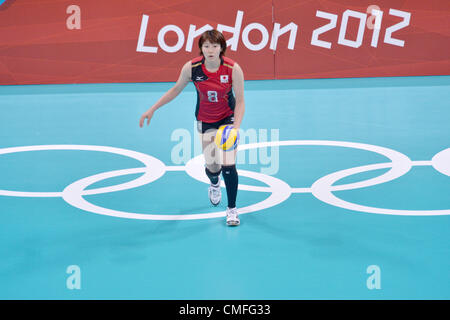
[207,91,218,103]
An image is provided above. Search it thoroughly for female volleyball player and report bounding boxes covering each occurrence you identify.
[139,30,245,226]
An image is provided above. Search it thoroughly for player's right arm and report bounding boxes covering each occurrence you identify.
[139,61,192,127]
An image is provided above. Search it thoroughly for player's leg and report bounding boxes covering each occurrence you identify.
[219,123,240,226]
[198,121,222,205]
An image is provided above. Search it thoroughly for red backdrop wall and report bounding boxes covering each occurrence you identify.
[0,0,449,85]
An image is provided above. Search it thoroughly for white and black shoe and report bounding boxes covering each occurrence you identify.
[226,207,240,226]
[208,179,221,206]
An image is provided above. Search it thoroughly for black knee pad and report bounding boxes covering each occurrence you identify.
[221,164,237,176]
[205,166,221,184]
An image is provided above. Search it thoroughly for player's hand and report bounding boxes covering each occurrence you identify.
[139,110,154,128]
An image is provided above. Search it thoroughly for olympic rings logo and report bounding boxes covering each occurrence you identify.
[0,140,449,219]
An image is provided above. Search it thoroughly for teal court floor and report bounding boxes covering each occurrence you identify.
[0,76,449,299]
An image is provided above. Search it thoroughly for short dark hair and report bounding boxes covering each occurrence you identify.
[198,29,227,57]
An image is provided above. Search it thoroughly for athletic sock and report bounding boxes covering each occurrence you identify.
[221,164,238,208]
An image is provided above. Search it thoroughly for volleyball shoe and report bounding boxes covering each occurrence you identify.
[208,179,221,206]
[226,207,240,226]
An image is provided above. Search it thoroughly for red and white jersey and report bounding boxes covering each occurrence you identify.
[191,56,235,123]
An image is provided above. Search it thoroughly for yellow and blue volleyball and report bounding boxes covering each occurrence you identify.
[215,125,239,151]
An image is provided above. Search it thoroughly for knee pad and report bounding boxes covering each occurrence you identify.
[205,164,221,175]
[221,164,237,178]
[205,166,221,184]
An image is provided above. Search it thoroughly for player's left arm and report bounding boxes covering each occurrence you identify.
[232,63,245,131]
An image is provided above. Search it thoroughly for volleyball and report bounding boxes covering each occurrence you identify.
[215,125,239,151]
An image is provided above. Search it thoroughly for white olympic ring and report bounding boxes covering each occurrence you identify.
[432,148,450,177]
[312,161,450,216]
[186,140,412,193]
[0,142,448,219]
[0,145,165,197]
[62,165,291,220]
